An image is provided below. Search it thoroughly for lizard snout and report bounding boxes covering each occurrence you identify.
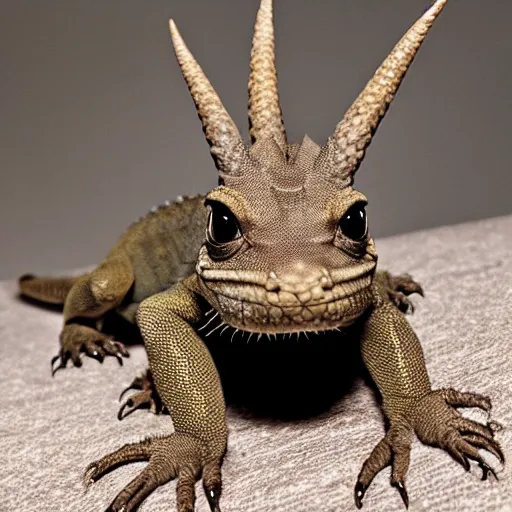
[265,264,334,303]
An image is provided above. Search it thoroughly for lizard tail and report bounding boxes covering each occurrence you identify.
[18,274,82,305]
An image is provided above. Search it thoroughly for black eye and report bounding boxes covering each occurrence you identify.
[206,201,242,245]
[339,203,367,241]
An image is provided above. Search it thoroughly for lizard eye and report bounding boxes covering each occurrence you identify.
[206,200,242,245]
[339,202,367,241]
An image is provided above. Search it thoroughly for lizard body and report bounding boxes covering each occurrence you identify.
[20,195,207,367]
[19,1,504,511]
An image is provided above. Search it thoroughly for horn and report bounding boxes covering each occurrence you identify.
[328,0,449,181]
[169,20,247,174]
[248,0,287,151]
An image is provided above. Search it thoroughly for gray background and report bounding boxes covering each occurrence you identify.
[1,0,511,280]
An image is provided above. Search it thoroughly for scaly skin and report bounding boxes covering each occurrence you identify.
[22,1,504,511]
[19,195,207,375]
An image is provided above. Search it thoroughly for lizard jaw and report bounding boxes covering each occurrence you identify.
[199,276,374,334]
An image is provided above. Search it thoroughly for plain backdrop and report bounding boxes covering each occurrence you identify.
[1,0,511,279]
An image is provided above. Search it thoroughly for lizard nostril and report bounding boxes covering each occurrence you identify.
[265,272,281,292]
[265,281,280,292]
[321,276,334,290]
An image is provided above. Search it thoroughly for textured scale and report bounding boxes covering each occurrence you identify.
[248,0,287,150]
[112,195,207,303]
[327,0,449,182]
[137,279,227,457]
[169,21,247,175]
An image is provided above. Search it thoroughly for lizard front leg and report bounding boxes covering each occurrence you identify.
[373,270,424,314]
[51,252,134,374]
[85,277,227,512]
[355,301,504,508]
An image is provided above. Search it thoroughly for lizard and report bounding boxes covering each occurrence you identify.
[18,1,504,511]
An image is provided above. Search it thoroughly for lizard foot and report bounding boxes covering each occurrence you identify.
[84,434,223,512]
[355,388,504,509]
[118,369,166,420]
[51,324,129,376]
[385,273,424,314]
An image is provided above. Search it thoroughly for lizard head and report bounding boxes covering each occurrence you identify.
[170,0,448,334]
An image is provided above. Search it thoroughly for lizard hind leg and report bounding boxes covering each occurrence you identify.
[118,368,166,420]
[52,253,134,375]
[85,434,219,512]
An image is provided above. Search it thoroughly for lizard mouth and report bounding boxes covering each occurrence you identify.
[197,317,351,343]
[199,272,374,334]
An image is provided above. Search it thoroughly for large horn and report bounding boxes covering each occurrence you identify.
[169,20,247,174]
[328,0,449,182]
[248,0,287,151]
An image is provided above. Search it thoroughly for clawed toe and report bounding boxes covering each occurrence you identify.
[479,460,498,481]
[355,388,504,509]
[84,342,106,363]
[51,353,65,376]
[354,482,367,509]
[463,433,505,464]
[51,350,81,376]
[118,390,163,420]
[85,434,220,512]
[118,370,164,420]
[355,475,409,510]
[382,273,424,314]
[391,480,409,509]
[389,273,424,297]
[421,389,505,475]
[102,340,130,365]
[203,461,223,512]
[391,292,415,314]
[354,426,411,509]
[51,324,129,376]
[449,433,502,480]
[415,389,504,481]
[204,481,222,512]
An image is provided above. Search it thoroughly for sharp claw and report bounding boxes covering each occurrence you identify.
[204,482,222,512]
[51,354,68,376]
[117,399,133,421]
[51,355,61,376]
[119,386,135,402]
[354,481,366,509]
[465,434,505,465]
[479,461,498,481]
[494,444,506,465]
[462,455,471,472]
[51,364,62,377]
[89,350,104,363]
[83,466,97,489]
[110,340,129,358]
[115,353,124,366]
[392,480,409,509]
